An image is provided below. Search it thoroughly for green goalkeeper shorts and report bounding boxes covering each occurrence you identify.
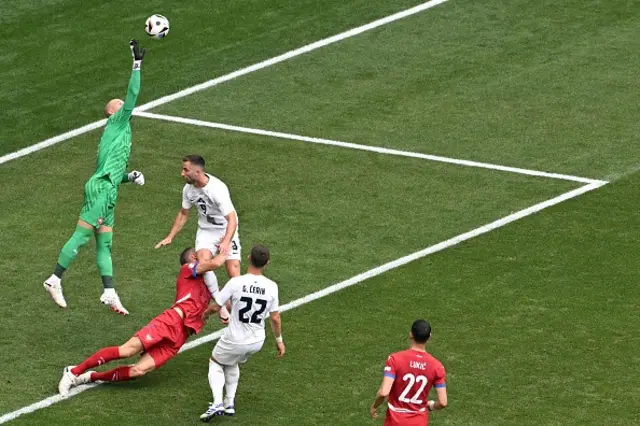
[79,177,118,228]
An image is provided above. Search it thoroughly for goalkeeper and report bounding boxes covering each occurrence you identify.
[44,40,147,316]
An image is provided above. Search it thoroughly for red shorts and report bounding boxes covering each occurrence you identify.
[134,309,191,369]
[384,410,428,426]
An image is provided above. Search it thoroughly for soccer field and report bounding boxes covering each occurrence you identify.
[2,0,640,424]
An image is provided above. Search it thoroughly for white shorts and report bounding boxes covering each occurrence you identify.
[212,339,264,366]
[195,228,241,261]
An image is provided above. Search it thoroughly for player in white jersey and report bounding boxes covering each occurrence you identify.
[199,244,285,421]
[155,155,241,323]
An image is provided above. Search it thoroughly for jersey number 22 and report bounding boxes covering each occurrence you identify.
[398,373,428,404]
[238,297,267,324]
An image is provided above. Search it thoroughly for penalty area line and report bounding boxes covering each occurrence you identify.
[0,180,606,424]
[134,111,607,186]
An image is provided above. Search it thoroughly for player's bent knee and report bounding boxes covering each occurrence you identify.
[119,337,144,358]
[196,249,213,261]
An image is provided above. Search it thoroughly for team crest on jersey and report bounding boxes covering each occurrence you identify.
[97,217,104,225]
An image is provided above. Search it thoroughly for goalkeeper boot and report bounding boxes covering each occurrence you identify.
[100,289,129,316]
[44,275,67,308]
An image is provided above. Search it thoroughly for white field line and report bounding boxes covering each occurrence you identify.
[0,180,607,424]
[0,0,450,167]
[135,111,607,185]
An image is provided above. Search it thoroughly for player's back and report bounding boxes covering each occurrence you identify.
[385,349,446,425]
[172,264,212,334]
[223,274,279,345]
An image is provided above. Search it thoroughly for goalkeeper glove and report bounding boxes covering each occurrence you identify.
[128,171,145,185]
[129,39,146,69]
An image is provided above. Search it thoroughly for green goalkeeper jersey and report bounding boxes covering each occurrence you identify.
[92,68,141,187]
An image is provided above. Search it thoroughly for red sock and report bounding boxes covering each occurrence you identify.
[71,346,120,375]
[90,366,131,383]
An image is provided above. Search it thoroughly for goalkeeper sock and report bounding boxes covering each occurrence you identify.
[56,225,94,274]
[96,232,114,288]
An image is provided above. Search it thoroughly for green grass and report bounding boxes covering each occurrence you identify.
[0,0,423,155]
[10,173,640,426]
[0,117,575,413]
[2,0,640,425]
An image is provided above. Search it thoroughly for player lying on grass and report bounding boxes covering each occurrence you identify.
[43,40,147,316]
[58,248,227,396]
[371,319,448,426]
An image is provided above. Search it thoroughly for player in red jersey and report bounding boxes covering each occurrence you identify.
[370,319,448,426]
[57,247,227,396]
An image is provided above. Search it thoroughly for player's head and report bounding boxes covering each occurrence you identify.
[104,99,124,117]
[182,155,206,184]
[249,244,270,269]
[410,319,432,345]
[179,247,196,265]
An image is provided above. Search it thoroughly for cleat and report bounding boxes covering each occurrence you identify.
[44,275,67,308]
[58,366,77,396]
[100,290,129,316]
[200,403,225,422]
[76,371,93,386]
[224,406,235,416]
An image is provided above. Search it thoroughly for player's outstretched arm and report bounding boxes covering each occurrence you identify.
[111,40,145,124]
[155,208,190,248]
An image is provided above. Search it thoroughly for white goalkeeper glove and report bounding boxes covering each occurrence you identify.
[128,171,145,186]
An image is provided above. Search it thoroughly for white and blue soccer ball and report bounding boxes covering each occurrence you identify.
[145,14,170,39]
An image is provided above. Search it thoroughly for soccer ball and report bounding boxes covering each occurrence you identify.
[145,14,170,39]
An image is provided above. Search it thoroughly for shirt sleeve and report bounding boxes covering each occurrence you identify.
[213,183,235,217]
[111,69,140,125]
[214,278,235,306]
[383,355,397,380]
[269,286,280,313]
[182,185,193,209]
[433,362,446,388]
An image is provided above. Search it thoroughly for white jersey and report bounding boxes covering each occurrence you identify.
[182,174,237,231]
[215,274,279,345]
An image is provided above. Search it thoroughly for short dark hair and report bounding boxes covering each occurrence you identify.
[249,244,270,268]
[411,319,432,344]
[179,247,194,265]
[183,155,205,169]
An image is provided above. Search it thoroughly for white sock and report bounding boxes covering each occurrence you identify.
[208,360,225,406]
[102,288,116,296]
[223,364,240,407]
[203,271,219,296]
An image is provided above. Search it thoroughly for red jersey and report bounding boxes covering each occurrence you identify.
[383,349,446,426]
[171,263,212,334]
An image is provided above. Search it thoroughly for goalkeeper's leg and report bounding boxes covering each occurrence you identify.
[43,220,94,308]
[96,203,129,316]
